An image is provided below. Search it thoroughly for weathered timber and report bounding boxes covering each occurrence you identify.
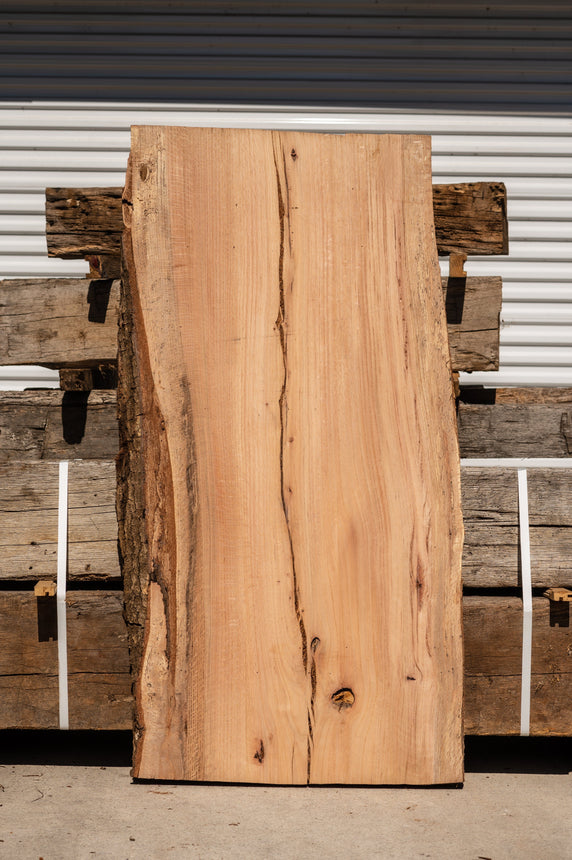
[46,181,508,259]
[495,388,572,404]
[2,592,568,735]
[46,187,124,258]
[0,275,500,374]
[0,278,119,367]
[0,460,120,581]
[459,403,572,457]
[432,182,508,255]
[446,276,501,372]
[462,468,572,588]
[122,128,464,785]
[0,591,131,730]
[464,596,572,736]
[1,447,567,588]
[0,390,118,462]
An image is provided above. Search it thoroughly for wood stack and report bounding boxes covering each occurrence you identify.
[0,143,570,742]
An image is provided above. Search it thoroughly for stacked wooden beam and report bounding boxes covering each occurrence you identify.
[0,170,570,737]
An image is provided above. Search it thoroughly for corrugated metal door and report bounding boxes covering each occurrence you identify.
[0,2,570,388]
[0,1,570,111]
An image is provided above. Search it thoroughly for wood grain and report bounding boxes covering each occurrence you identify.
[462,468,572,588]
[0,460,120,581]
[123,127,463,784]
[0,278,119,367]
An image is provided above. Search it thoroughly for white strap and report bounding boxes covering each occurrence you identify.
[57,460,69,730]
[518,468,533,737]
[461,458,572,469]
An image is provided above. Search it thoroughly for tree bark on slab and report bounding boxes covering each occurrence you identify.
[0,461,120,581]
[46,181,508,259]
[121,127,463,785]
[0,390,118,462]
[0,591,132,730]
[0,278,119,367]
[459,404,572,457]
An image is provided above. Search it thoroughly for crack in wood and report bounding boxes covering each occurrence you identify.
[273,140,312,783]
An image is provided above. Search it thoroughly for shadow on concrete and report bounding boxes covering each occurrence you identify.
[0,732,571,776]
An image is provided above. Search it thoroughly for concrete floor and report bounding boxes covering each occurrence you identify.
[1,734,571,859]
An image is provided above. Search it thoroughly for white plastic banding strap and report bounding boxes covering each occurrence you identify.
[517,469,532,737]
[461,457,572,735]
[57,460,69,731]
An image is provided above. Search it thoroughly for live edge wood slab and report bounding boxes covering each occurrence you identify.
[120,127,464,784]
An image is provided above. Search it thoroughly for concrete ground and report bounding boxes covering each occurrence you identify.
[1,734,571,860]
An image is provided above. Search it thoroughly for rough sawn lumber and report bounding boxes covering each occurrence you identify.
[2,592,569,735]
[46,181,508,259]
[121,127,464,785]
[0,460,120,581]
[0,591,131,730]
[0,278,119,367]
[0,275,500,373]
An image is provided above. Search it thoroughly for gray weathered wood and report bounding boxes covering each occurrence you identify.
[0,278,119,367]
[464,596,572,736]
[462,468,572,588]
[3,458,569,588]
[46,182,508,259]
[446,276,501,372]
[0,276,500,373]
[0,460,120,581]
[3,591,568,734]
[459,403,572,457]
[0,390,118,462]
[0,591,131,730]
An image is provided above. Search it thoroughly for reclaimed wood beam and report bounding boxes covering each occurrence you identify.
[2,592,568,736]
[0,591,131,730]
[0,278,119,368]
[46,181,508,260]
[0,276,499,373]
[0,460,120,582]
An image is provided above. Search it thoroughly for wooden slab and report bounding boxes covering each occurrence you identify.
[0,461,120,581]
[46,181,508,260]
[0,275,500,374]
[122,127,463,784]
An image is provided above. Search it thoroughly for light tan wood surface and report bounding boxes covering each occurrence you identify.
[124,127,464,784]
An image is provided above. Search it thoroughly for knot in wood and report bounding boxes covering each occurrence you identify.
[331,688,355,711]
